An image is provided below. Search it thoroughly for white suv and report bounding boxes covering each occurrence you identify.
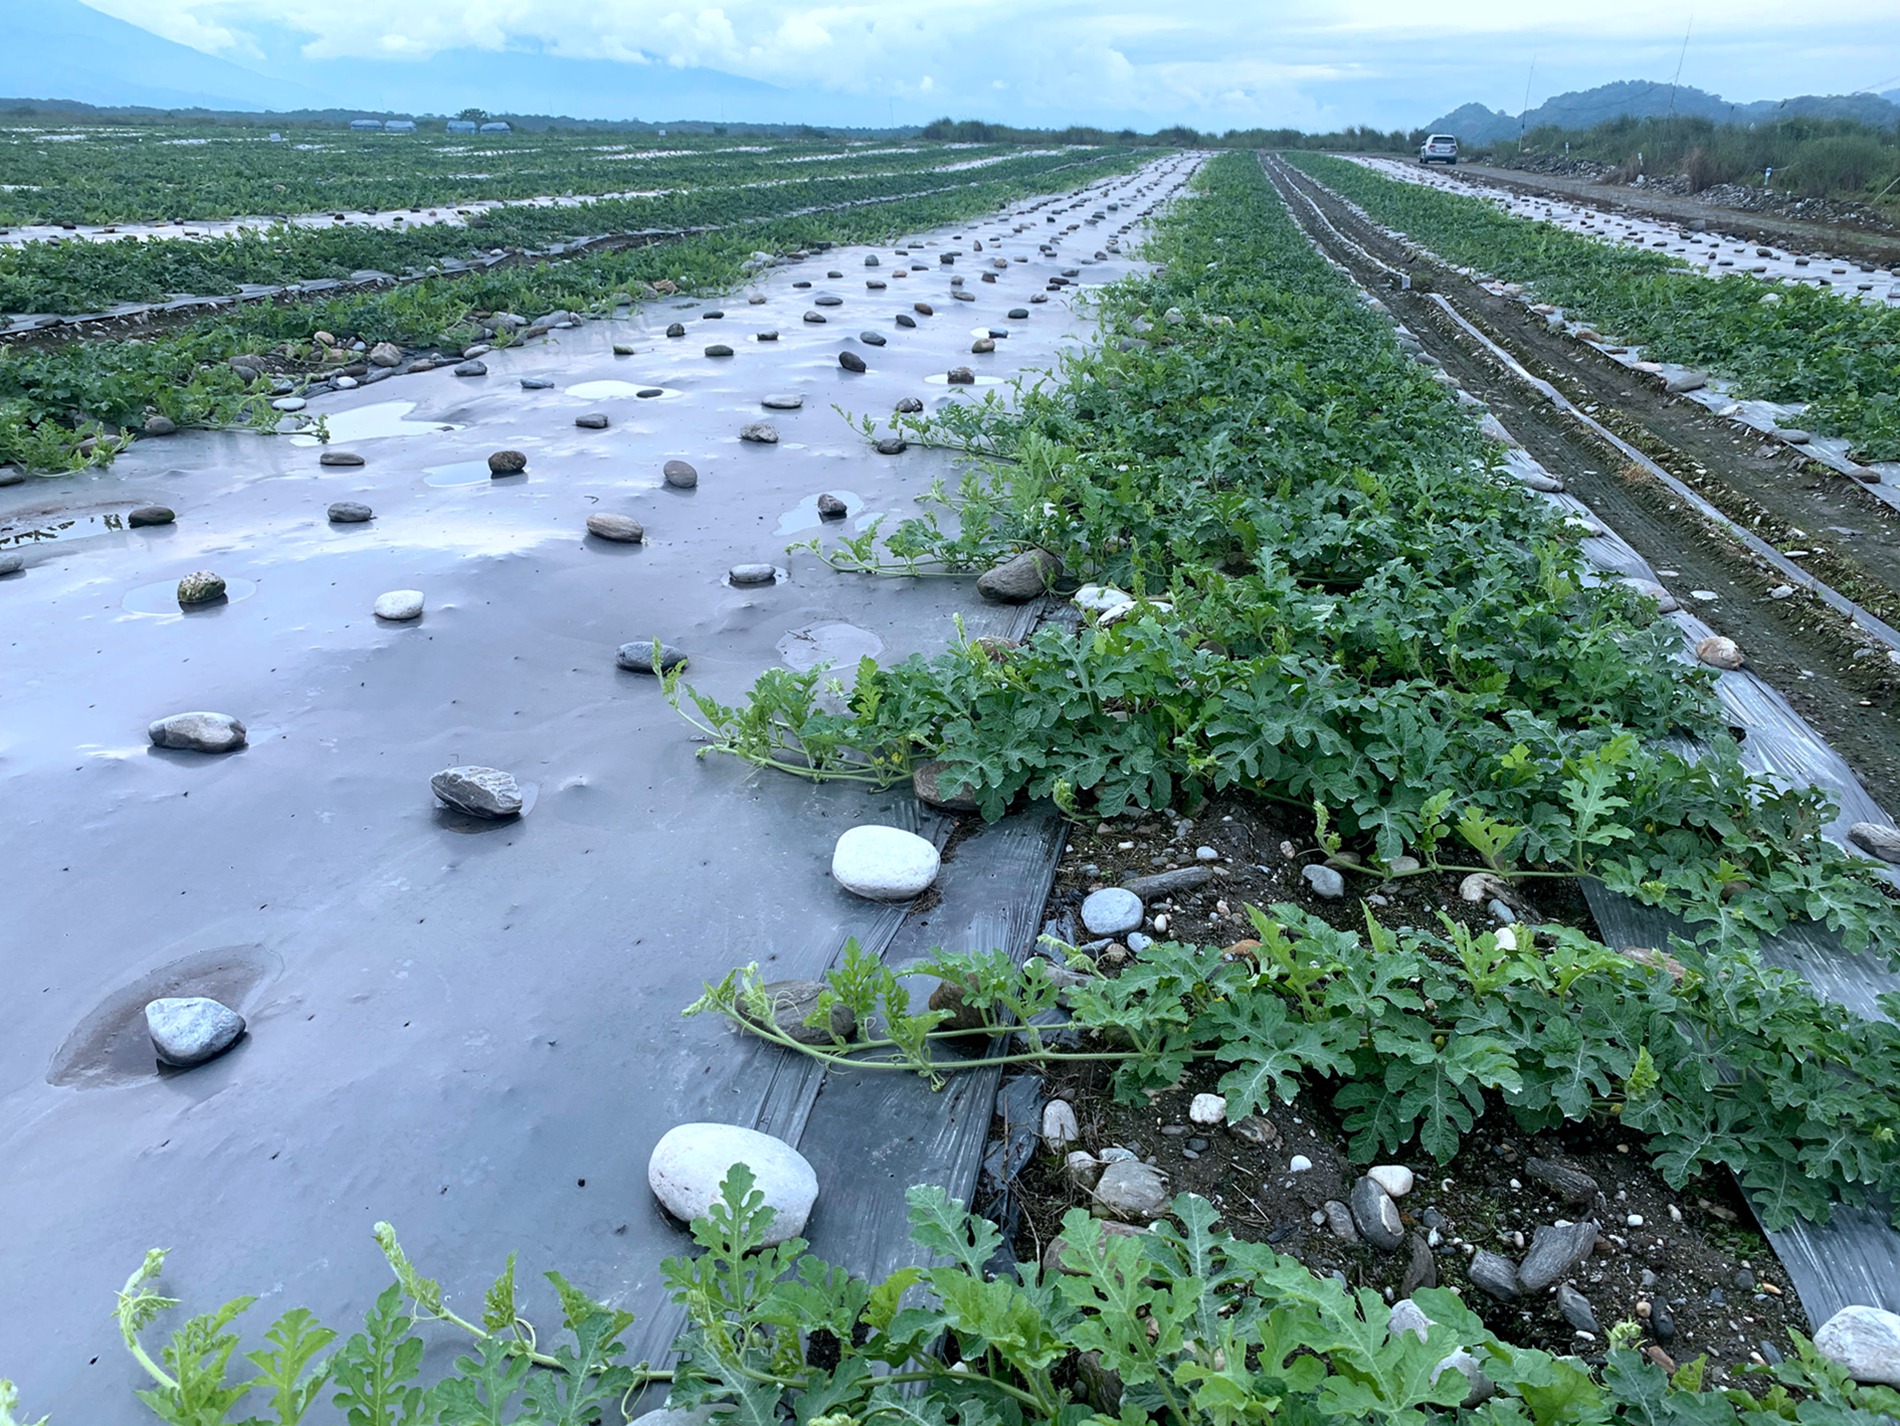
[1419,134,1459,165]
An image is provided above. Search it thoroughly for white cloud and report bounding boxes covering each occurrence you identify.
[77,0,1900,130]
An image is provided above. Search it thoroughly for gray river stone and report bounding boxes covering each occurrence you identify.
[1081,887,1144,937]
[176,571,226,605]
[816,493,848,518]
[0,554,24,577]
[976,548,1061,603]
[586,514,645,543]
[143,415,178,436]
[488,449,528,474]
[520,376,555,389]
[737,979,855,1046]
[616,640,686,674]
[663,460,698,489]
[729,563,777,585]
[328,502,373,523]
[1094,1159,1169,1219]
[895,396,924,413]
[431,766,523,818]
[895,313,918,328]
[913,759,980,813]
[373,590,425,620]
[1517,1221,1598,1292]
[1814,1305,1900,1386]
[1120,867,1212,899]
[145,997,245,1067]
[839,351,868,373]
[739,422,780,444]
[452,359,487,377]
[665,322,686,337]
[1468,1250,1521,1301]
[1556,1284,1600,1335]
[648,1123,817,1246]
[946,367,975,384]
[128,505,175,527]
[1349,1176,1405,1249]
[318,450,365,467]
[761,394,804,410]
[149,712,247,753]
[1301,864,1346,899]
[831,825,940,900]
[873,437,906,455]
[860,331,888,347]
[705,344,735,358]
[575,414,610,430]
[1847,822,1900,864]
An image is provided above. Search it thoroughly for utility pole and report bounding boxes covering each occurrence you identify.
[1667,15,1693,115]
[1519,57,1536,154]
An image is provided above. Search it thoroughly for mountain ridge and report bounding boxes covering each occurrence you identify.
[1428,80,1900,144]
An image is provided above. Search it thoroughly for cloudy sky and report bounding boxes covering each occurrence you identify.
[80,0,1900,129]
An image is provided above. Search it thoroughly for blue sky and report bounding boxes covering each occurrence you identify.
[80,0,1900,129]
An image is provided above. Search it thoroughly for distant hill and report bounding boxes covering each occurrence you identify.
[1,0,336,112]
[1428,81,1900,145]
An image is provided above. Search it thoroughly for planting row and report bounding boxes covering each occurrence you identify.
[0,148,1150,472]
[0,129,1022,227]
[1280,151,1900,461]
[0,148,1130,318]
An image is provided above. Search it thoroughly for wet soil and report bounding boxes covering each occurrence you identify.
[1003,795,1808,1384]
[1264,156,1900,810]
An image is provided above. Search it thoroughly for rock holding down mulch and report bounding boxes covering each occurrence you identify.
[374,590,425,620]
[586,513,645,543]
[839,351,867,373]
[705,344,735,358]
[319,450,366,467]
[831,825,940,900]
[431,766,523,818]
[761,394,803,410]
[873,437,906,455]
[729,563,777,585]
[648,1123,817,1246]
[1847,823,1900,864]
[736,979,855,1046]
[176,571,226,605]
[575,414,610,430]
[976,547,1062,602]
[149,712,247,753]
[128,505,175,527]
[488,449,527,474]
[1814,1305,1900,1386]
[663,460,698,489]
[328,502,373,523]
[616,640,686,674]
[816,493,848,519]
[913,759,980,813]
[145,996,245,1067]
[1695,635,1744,670]
[740,422,779,444]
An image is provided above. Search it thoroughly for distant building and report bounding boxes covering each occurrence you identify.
[384,119,417,133]
[446,119,477,134]
[478,121,512,134]
[349,119,380,132]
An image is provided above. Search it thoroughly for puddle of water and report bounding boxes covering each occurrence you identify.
[777,621,884,673]
[776,490,866,535]
[122,575,259,615]
[288,401,464,445]
[968,326,1013,339]
[48,945,282,1088]
[3,510,149,547]
[424,459,520,488]
[565,381,683,400]
[924,372,1006,388]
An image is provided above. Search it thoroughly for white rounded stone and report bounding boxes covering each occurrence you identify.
[1288,1154,1313,1173]
[374,589,424,621]
[1189,1093,1227,1126]
[1041,1099,1079,1152]
[1368,1164,1415,1198]
[831,825,940,900]
[1815,1306,1900,1386]
[647,1123,818,1246]
[1080,887,1143,936]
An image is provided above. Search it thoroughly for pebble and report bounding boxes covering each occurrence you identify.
[373,590,425,620]
[616,640,686,674]
[1350,1176,1406,1250]
[575,414,610,430]
[176,571,226,605]
[728,563,777,585]
[127,505,175,527]
[431,765,524,818]
[761,394,804,410]
[648,1123,817,1246]
[488,449,528,474]
[1288,1154,1313,1173]
[148,711,246,753]
[271,396,307,412]
[839,351,868,373]
[1323,1199,1358,1242]
[1301,864,1346,899]
[1188,1093,1226,1126]
[1080,887,1144,937]
[1651,1298,1676,1341]
[1042,1099,1079,1153]
[739,422,779,444]
[1814,1306,1900,1386]
[831,825,940,900]
[145,997,245,1067]
[1368,1164,1415,1198]
[1094,1159,1169,1219]
[327,502,373,523]
[663,459,698,489]
[1195,846,1218,861]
